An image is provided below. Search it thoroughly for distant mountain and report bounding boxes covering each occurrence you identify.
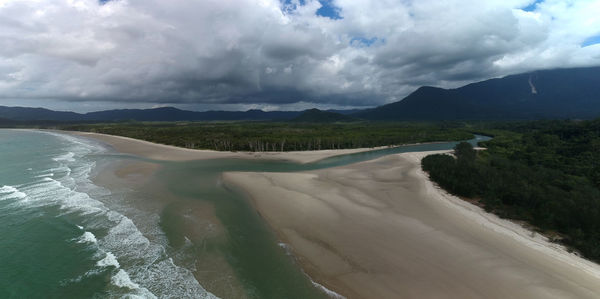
[0,106,82,121]
[291,108,357,122]
[0,106,308,122]
[326,109,363,115]
[2,66,599,123]
[83,107,303,122]
[355,66,600,120]
[84,107,196,121]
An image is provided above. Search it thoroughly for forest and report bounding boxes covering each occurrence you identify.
[58,122,473,151]
[422,119,600,262]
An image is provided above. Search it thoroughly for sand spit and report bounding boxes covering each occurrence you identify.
[66,131,391,164]
[223,151,600,299]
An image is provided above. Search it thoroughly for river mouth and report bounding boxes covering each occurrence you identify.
[144,135,490,298]
[1,129,484,298]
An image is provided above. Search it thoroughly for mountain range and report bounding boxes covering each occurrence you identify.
[1,66,599,122]
[356,66,600,120]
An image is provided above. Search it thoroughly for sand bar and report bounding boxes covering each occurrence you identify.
[66,131,393,163]
[223,151,600,299]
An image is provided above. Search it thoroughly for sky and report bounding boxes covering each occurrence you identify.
[0,0,599,112]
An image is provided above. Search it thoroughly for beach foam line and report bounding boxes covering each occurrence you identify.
[97,252,120,268]
[111,269,157,298]
[112,269,139,289]
[40,131,219,298]
[0,185,19,194]
[77,231,98,244]
[34,166,71,177]
[278,241,345,299]
[311,280,346,299]
[16,176,106,214]
[33,173,54,178]
[53,151,76,162]
[278,242,293,256]
[0,185,27,200]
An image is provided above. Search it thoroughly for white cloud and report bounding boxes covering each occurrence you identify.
[0,0,599,111]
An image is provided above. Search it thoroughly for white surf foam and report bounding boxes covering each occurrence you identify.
[111,269,158,298]
[78,231,98,244]
[111,269,139,289]
[0,185,27,200]
[311,281,346,299]
[29,132,218,298]
[278,242,293,256]
[97,252,120,268]
[53,152,76,162]
[33,173,54,178]
[0,185,19,194]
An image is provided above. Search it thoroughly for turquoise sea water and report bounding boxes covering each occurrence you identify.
[0,129,489,298]
[0,130,214,298]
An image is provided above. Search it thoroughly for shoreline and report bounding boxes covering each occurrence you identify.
[406,151,600,280]
[74,130,335,298]
[89,151,249,298]
[223,151,600,298]
[60,130,444,164]
[52,129,600,297]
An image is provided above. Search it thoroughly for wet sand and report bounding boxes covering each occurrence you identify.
[223,151,600,299]
[91,159,249,298]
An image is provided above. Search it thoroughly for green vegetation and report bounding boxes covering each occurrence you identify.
[59,122,473,151]
[422,119,600,262]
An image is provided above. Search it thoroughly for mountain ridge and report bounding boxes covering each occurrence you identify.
[2,66,600,122]
[355,66,600,120]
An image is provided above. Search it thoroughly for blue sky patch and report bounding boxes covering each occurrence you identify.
[522,0,543,12]
[316,0,342,20]
[281,0,304,14]
[351,37,379,47]
[582,35,600,47]
[281,0,342,19]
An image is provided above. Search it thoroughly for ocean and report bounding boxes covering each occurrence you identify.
[0,130,215,298]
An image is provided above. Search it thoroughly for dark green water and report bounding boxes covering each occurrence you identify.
[0,129,488,298]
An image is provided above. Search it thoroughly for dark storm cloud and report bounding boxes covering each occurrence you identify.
[0,0,599,110]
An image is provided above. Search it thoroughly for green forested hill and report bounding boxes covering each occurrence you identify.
[356,67,600,120]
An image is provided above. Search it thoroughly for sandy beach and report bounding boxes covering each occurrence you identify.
[67,130,600,298]
[224,151,600,299]
[68,131,390,163]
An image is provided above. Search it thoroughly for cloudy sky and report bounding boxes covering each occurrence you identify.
[1,0,599,112]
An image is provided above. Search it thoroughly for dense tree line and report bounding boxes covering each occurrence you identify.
[422,119,600,262]
[60,122,473,152]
